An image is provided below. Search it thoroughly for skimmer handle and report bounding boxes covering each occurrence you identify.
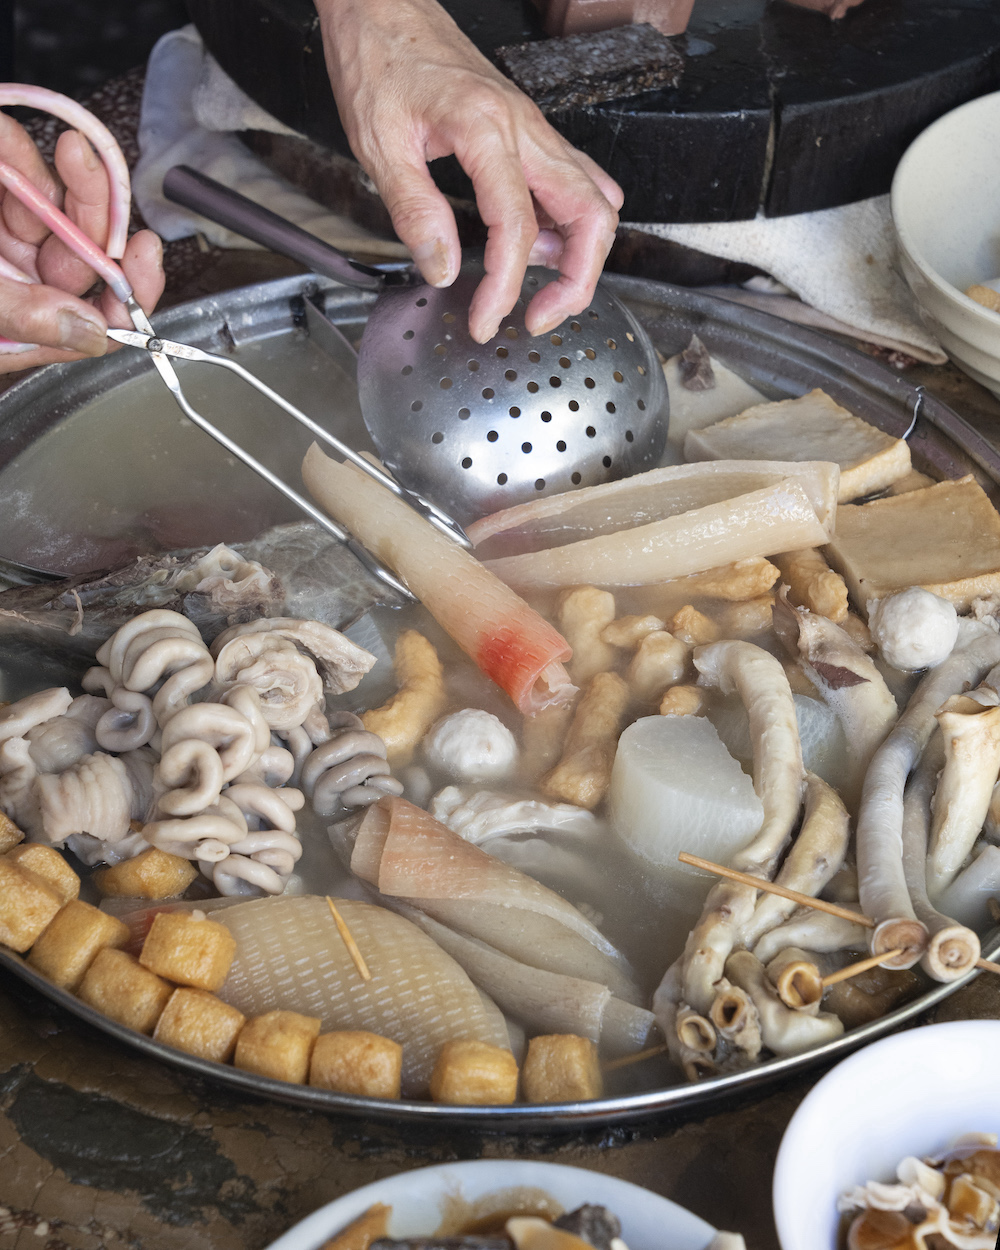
[163,165,385,292]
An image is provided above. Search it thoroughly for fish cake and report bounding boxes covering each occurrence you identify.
[94,847,198,900]
[0,859,63,953]
[429,1039,518,1106]
[309,1030,403,1099]
[27,900,129,991]
[78,948,173,1034]
[521,1034,603,1103]
[139,910,236,992]
[154,988,245,1063]
[235,1010,321,1085]
[5,843,79,906]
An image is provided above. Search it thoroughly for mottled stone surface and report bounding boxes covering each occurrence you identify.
[5,962,1000,1250]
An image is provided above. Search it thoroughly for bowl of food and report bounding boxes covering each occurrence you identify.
[262,1159,734,1250]
[891,89,1000,399]
[772,1019,1000,1250]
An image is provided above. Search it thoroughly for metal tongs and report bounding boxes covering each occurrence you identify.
[0,161,472,600]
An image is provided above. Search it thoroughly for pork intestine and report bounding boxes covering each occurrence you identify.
[86,609,215,735]
[300,711,403,816]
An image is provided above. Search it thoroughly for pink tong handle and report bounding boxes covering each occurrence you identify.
[0,160,132,303]
[0,83,136,349]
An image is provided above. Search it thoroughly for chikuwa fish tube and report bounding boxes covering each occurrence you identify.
[302,445,575,714]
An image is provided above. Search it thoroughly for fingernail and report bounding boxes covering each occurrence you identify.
[411,239,455,288]
[78,134,100,171]
[471,319,500,346]
[58,308,106,355]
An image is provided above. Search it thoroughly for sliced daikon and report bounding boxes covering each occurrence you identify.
[609,716,763,886]
[710,692,848,790]
[793,693,849,789]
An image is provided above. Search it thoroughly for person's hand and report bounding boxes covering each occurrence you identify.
[315,0,623,344]
[0,111,164,374]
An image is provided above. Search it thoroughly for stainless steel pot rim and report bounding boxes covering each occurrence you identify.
[3,934,998,1129]
[1,271,996,1129]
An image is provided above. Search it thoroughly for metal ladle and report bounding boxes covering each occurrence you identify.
[162,166,668,526]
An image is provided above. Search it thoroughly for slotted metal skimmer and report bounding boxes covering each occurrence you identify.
[163,169,668,527]
[358,264,667,524]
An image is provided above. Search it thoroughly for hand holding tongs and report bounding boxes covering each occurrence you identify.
[0,95,468,599]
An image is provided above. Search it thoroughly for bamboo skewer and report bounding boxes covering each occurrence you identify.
[677,852,875,927]
[326,896,372,981]
[679,852,1000,981]
[821,949,905,987]
[602,1043,670,1073]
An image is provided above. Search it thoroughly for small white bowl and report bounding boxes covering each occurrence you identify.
[772,1020,1000,1250]
[265,1159,719,1250]
[891,90,1000,398]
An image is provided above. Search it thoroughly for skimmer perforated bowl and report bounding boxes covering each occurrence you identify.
[358,264,668,524]
[160,171,667,530]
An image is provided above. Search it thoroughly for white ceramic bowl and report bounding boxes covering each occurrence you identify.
[773,1020,1000,1250]
[265,1159,719,1250]
[891,90,1000,398]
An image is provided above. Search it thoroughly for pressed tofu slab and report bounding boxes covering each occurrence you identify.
[824,475,1000,611]
[684,388,911,501]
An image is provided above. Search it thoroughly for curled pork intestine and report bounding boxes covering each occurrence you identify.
[0,687,73,743]
[211,617,376,696]
[154,700,261,816]
[300,711,403,816]
[144,777,304,897]
[85,609,214,739]
[25,694,108,773]
[211,632,324,731]
[210,618,376,734]
[27,749,154,848]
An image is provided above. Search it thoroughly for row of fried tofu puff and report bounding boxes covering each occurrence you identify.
[0,815,602,1106]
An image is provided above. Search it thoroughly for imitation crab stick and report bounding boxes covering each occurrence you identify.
[302,444,575,714]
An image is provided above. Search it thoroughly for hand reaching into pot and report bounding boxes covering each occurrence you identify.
[0,111,164,374]
[314,0,624,345]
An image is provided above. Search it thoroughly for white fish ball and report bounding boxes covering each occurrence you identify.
[868,588,959,672]
[423,709,519,782]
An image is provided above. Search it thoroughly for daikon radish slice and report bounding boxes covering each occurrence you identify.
[216,894,510,1096]
[610,716,763,872]
[709,693,847,789]
[936,845,1000,931]
[302,445,573,714]
[792,695,849,788]
[484,479,831,591]
[468,459,839,558]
